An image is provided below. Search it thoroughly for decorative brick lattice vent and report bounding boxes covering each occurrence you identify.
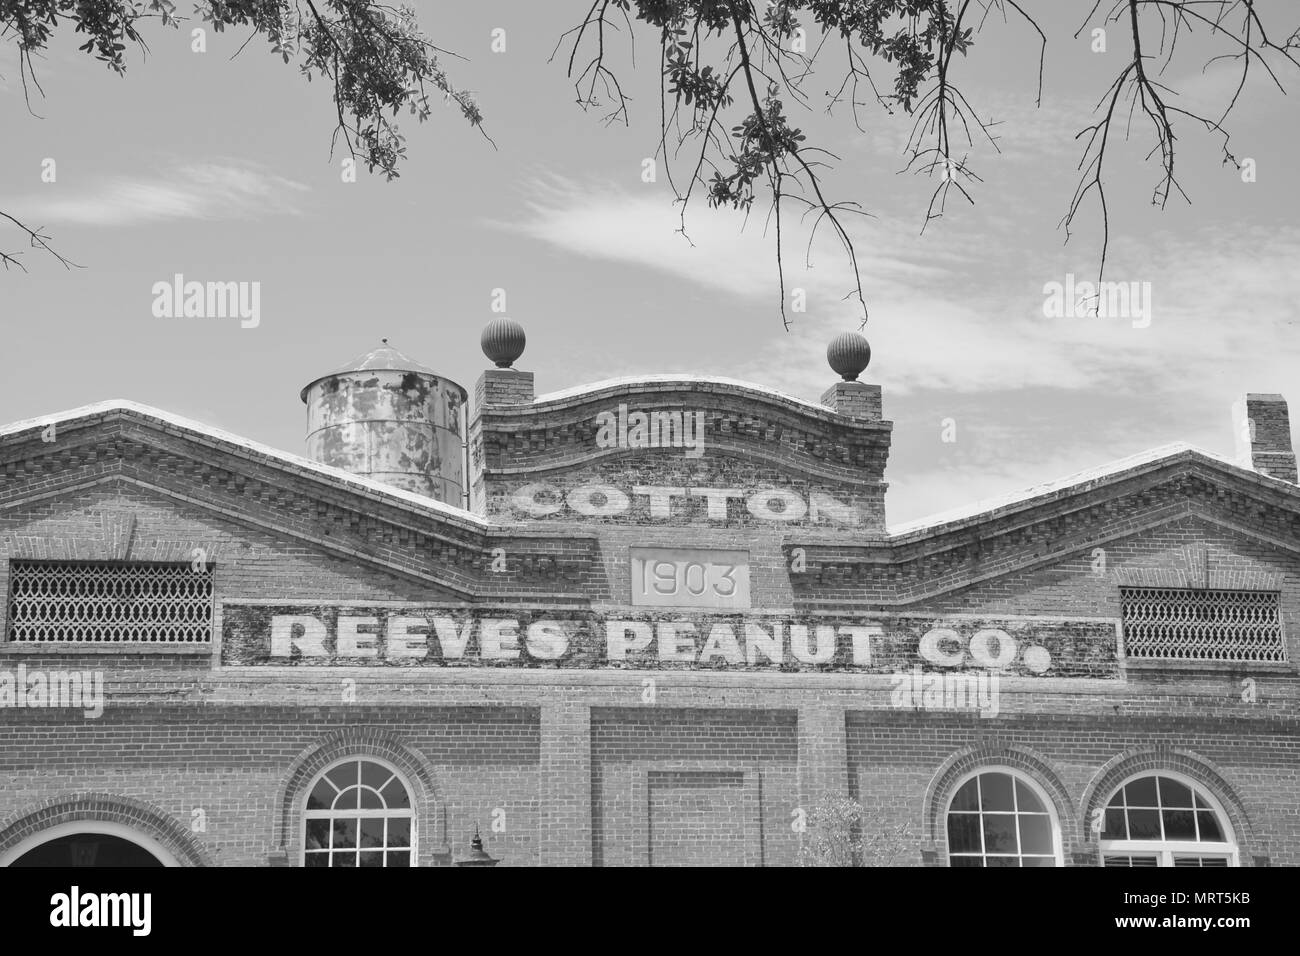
[6,561,214,644]
[1120,587,1286,663]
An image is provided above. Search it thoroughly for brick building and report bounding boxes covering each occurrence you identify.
[0,324,1296,867]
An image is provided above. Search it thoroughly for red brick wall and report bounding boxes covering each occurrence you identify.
[649,770,748,866]
[847,713,1299,865]
[0,705,541,866]
[591,708,798,867]
[0,404,1296,867]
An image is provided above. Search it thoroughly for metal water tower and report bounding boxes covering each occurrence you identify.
[301,340,468,506]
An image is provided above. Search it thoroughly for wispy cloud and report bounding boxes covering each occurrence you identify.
[501,175,1300,400]
[494,173,957,301]
[500,175,1300,524]
[1,160,310,226]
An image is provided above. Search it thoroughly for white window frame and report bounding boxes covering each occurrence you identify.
[1097,770,1238,867]
[945,767,1065,867]
[300,756,418,868]
[0,821,182,867]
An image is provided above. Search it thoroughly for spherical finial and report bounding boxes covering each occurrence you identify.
[481,317,526,368]
[827,331,871,381]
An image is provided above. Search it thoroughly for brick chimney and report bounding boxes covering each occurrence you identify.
[1236,394,1297,483]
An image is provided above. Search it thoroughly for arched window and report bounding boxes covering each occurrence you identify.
[946,770,1061,867]
[1099,773,1237,867]
[1,822,181,867]
[303,758,415,867]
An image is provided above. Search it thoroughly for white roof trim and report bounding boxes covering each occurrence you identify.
[534,374,833,413]
[0,399,490,528]
[888,441,1287,537]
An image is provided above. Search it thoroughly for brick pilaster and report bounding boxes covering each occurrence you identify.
[797,704,848,808]
[475,368,535,409]
[537,701,592,866]
[820,381,882,421]
[469,369,535,516]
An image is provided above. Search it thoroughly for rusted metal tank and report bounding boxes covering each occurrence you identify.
[301,341,467,506]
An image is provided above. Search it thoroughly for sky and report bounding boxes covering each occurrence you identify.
[1,1,1297,527]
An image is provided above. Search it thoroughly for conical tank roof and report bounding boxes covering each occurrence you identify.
[300,339,441,402]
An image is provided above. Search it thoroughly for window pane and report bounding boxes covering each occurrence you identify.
[950,779,980,812]
[332,818,358,849]
[381,778,411,809]
[1019,815,1053,855]
[1158,778,1193,808]
[1127,808,1161,840]
[984,855,1019,867]
[334,786,360,811]
[332,851,357,868]
[1021,856,1056,867]
[1015,778,1046,813]
[950,855,982,867]
[360,818,384,849]
[388,818,411,848]
[947,813,981,854]
[1102,808,1127,841]
[1197,811,1223,842]
[305,819,330,851]
[361,761,390,791]
[1126,777,1158,807]
[1163,809,1196,841]
[386,851,411,868]
[327,762,358,792]
[359,788,384,810]
[359,851,384,868]
[304,851,329,867]
[980,773,1014,811]
[982,814,1018,854]
[307,779,335,811]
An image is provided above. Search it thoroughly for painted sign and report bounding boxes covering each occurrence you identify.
[506,483,868,525]
[220,605,1120,677]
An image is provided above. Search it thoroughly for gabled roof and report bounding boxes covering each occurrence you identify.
[888,442,1299,541]
[3,399,1295,546]
[0,399,490,530]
